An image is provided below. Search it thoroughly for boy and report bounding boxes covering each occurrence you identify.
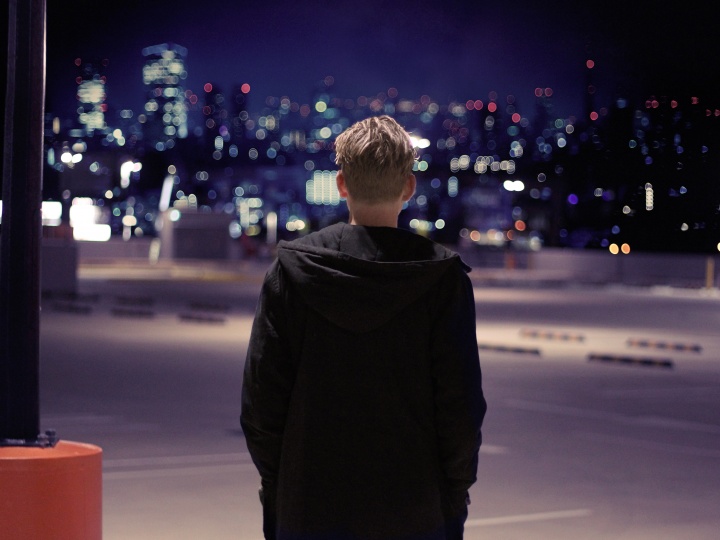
[241,115,486,539]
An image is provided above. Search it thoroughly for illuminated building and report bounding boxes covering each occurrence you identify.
[231,83,251,143]
[74,58,108,135]
[141,43,189,151]
[202,82,230,161]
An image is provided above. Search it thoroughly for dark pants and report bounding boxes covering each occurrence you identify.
[445,506,468,540]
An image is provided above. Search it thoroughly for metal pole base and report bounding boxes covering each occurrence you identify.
[0,440,102,539]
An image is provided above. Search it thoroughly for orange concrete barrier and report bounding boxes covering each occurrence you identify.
[0,441,102,539]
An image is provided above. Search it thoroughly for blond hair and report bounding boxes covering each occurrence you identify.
[334,115,417,203]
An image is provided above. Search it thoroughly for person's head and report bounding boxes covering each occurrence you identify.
[334,115,417,204]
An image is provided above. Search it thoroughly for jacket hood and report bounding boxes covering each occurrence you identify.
[276,223,469,334]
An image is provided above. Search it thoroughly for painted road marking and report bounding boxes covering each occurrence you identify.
[466,508,592,527]
[103,452,258,480]
[588,353,673,369]
[478,343,541,355]
[627,338,702,353]
[505,399,720,434]
[480,444,508,455]
[576,432,720,458]
[521,328,586,342]
[103,452,254,469]
[103,463,258,480]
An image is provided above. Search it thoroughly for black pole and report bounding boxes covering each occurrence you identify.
[0,0,47,444]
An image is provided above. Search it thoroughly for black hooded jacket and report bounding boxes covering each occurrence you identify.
[241,223,486,540]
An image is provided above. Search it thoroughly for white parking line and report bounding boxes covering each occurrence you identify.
[466,508,592,527]
[480,444,508,455]
[104,463,258,480]
[103,452,253,469]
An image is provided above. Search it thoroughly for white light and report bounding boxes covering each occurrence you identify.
[410,136,431,149]
[73,224,111,242]
[267,212,278,244]
[69,197,99,228]
[120,161,141,189]
[120,161,134,188]
[169,209,181,222]
[41,201,62,226]
[435,219,446,230]
[60,152,72,164]
[122,215,137,227]
[159,175,174,212]
[503,180,525,192]
[645,183,654,211]
[229,222,242,239]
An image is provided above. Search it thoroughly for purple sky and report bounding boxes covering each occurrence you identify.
[46,0,720,120]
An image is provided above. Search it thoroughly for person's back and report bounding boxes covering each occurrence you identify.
[241,116,486,540]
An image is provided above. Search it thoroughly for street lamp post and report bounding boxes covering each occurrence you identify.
[0,0,47,446]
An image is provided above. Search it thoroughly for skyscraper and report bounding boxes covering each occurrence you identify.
[75,57,108,135]
[141,43,189,151]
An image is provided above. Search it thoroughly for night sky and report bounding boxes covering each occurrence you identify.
[46,1,720,120]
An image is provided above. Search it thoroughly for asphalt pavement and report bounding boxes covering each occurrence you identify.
[35,259,720,539]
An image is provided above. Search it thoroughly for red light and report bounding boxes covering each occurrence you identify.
[586,59,595,69]
[466,100,474,110]
[691,96,700,105]
[204,83,213,93]
[74,58,82,66]
[241,83,251,94]
[534,88,543,97]
[590,111,599,121]
[487,102,497,113]
[474,100,483,110]
[388,87,398,98]
[544,88,553,97]
[671,100,678,108]
[75,77,82,85]
[511,113,521,123]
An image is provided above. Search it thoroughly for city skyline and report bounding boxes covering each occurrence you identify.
[37,1,720,255]
[46,1,720,122]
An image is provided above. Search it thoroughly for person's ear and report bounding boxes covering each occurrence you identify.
[401,174,416,202]
[336,170,350,198]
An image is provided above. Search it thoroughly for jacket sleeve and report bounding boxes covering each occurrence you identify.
[430,265,487,519]
[240,260,296,490]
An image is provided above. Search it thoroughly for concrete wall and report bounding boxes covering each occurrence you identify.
[75,237,154,261]
[41,240,78,294]
[529,248,717,288]
[70,237,719,289]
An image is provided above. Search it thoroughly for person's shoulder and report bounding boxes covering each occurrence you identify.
[279,222,345,251]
